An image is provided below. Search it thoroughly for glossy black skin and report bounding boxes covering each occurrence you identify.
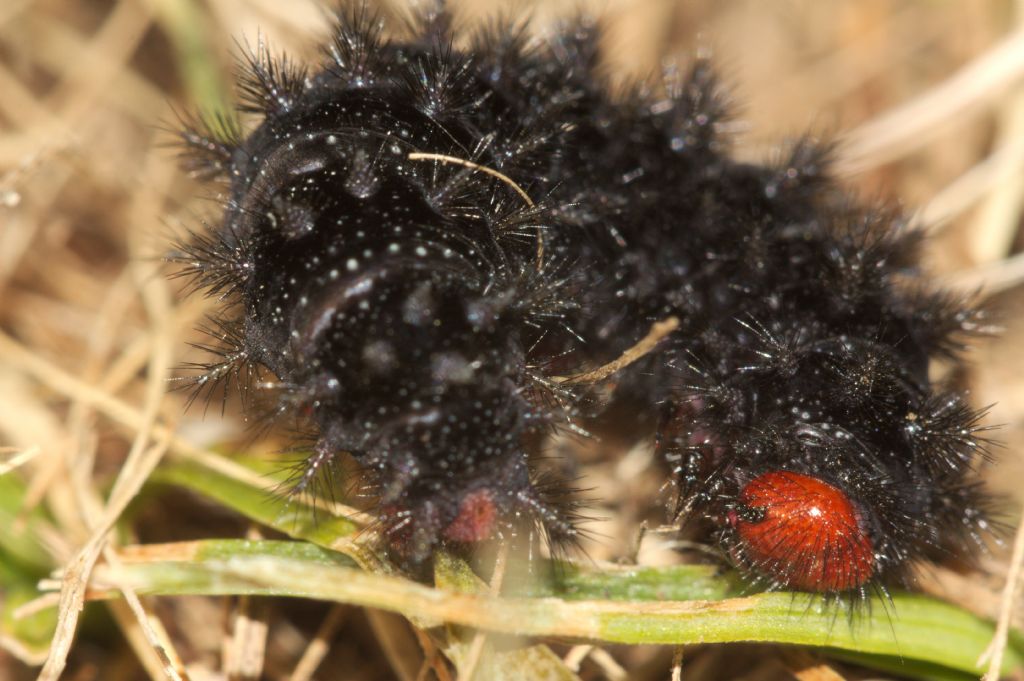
[174,5,993,590]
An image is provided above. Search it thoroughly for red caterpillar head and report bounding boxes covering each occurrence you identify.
[728,471,874,592]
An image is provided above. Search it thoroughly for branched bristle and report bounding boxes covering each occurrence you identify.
[276,441,345,511]
[237,35,308,116]
[399,41,479,119]
[324,3,388,86]
[175,108,243,180]
[173,316,253,416]
[527,470,597,560]
[166,223,251,299]
[911,394,997,470]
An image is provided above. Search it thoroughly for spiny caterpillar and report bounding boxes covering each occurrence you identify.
[169,2,996,596]
[545,36,997,595]
[170,6,588,564]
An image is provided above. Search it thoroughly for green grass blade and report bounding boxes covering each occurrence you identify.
[147,456,1023,679]
[151,459,361,549]
[0,474,57,663]
[150,0,232,116]
[90,541,1023,678]
[531,561,740,602]
[0,474,56,573]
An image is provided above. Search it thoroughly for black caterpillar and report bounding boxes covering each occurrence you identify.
[547,59,996,595]
[171,7,588,564]
[170,3,996,596]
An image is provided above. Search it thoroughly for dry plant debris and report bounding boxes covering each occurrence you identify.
[2,1,1024,680]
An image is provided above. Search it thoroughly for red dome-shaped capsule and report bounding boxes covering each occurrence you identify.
[729,471,874,592]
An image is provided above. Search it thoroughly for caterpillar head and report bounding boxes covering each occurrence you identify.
[672,327,991,595]
[726,469,875,592]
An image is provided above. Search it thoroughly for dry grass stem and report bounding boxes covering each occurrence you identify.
[840,29,1024,174]
[670,645,683,681]
[553,317,680,385]
[286,605,347,681]
[979,501,1024,680]
[562,644,593,672]
[455,542,509,681]
[586,648,628,681]
[0,446,40,476]
[917,137,1024,230]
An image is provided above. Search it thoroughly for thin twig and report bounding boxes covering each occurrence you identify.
[287,605,347,681]
[671,646,684,681]
[406,152,545,269]
[588,648,627,681]
[413,628,453,681]
[553,317,680,385]
[407,152,534,207]
[0,445,40,476]
[224,596,269,681]
[979,501,1024,679]
[563,645,593,672]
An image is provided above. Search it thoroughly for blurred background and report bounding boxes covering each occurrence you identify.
[2,1,1024,679]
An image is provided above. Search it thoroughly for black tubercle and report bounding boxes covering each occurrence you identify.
[170,3,996,592]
